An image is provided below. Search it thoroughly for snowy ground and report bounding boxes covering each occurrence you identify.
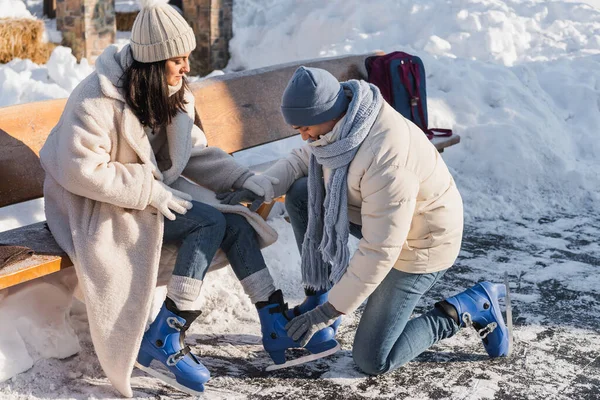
[1,212,599,399]
[1,0,600,398]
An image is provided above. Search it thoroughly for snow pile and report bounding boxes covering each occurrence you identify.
[0,270,80,382]
[46,46,94,92]
[0,0,35,19]
[228,0,600,69]
[0,47,92,107]
[228,0,600,219]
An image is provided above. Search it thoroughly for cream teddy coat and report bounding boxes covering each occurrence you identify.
[39,44,277,397]
[266,101,464,315]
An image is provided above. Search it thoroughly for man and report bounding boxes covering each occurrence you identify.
[223,66,511,374]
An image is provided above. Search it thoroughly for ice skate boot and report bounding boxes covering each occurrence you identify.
[285,288,342,333]
[135,297,210,395]
[256,290,340,371]
[440,281,513,357]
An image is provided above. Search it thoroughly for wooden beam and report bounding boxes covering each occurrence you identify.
[0,254,72,290]
[190,53,376,154]
[0,99,67,207]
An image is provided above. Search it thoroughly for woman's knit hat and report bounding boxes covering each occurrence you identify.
[280,66,349,126]
[130,0,196,63]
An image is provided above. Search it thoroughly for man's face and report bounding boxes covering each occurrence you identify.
[292,119,339,141]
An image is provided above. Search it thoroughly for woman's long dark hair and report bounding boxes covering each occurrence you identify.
[121,51,188,130]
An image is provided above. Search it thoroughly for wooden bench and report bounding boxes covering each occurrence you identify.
[0,53,460,291]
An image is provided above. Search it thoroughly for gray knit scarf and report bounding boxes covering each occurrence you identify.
[301,80,383,290]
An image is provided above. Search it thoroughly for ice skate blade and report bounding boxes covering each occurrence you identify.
[504,272,514,357]
[265,343,341,371]
[134,361,204,397]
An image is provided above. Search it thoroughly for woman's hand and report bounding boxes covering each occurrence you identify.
[242,174,279,203]
[150,180,193,220]
[285,302,342,347]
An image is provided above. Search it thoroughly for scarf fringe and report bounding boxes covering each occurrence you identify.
[328,239,350,285]
[301,236,331,291]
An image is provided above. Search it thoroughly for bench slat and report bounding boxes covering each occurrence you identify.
[0,53,461,291]
[0,255,69,290]
[0,99,67,208]
[191,53,375,154]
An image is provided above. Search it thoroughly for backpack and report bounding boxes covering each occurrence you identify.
[365,51,452,139]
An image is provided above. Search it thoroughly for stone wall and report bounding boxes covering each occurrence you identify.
[183,0,233,75]
[56,0,116,63]
[54,0,231,71]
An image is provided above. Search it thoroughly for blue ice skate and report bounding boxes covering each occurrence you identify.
[444,281,513,357]
[257,290,340,371]
[135,298,210,395]
[285,289,342,333]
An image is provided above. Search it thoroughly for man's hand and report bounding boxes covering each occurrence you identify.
[216,189,265,212]
[242,174,279,203]
[285,302,342,347]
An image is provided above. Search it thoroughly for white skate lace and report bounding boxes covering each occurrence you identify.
[462,312,498,339]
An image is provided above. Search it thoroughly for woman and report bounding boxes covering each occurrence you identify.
[228,66,512,375]
[39,1,336,397]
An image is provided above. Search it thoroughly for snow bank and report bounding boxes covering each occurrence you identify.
[228,0,600,69]
[0,270,80,382]
[0,0,35,19]
[0,47,92,107]
[228,0,600,219]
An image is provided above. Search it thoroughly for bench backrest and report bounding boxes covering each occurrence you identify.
[0,53,373,208]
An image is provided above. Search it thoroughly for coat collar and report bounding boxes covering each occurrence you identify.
[95,44,132,103]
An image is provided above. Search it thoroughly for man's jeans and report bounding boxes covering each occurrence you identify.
[285,177,459,374]
[164,200,267,282]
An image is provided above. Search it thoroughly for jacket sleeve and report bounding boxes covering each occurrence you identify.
[328,162,419,315]
[40,97,154,210]
[182,129,253,193]
[262,144,311,197]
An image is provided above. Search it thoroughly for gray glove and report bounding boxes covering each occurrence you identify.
[216,189,265,212]
[285,302,342,347]
[242,174,279,203]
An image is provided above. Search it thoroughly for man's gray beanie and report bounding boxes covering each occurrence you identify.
[281,66,350,126]
[130,0,196,63]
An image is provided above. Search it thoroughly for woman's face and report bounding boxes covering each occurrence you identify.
[165,52,191,86]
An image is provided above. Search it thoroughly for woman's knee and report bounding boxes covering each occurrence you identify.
[189,201,226,233]
[224,213,255,237]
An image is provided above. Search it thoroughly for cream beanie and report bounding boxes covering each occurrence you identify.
[130,0,196,63]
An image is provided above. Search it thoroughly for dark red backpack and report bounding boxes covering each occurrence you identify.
[365,51,452,140]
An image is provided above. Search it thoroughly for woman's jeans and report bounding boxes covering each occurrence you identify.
[285,177,460,374]
[163,200,268,282]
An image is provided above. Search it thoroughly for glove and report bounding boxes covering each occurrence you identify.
[285,302,342,347]
[216,189,265,212]
[242,174,279,203]
[150,180,193,221]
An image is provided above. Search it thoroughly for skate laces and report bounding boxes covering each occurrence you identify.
[462,312,498,339]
